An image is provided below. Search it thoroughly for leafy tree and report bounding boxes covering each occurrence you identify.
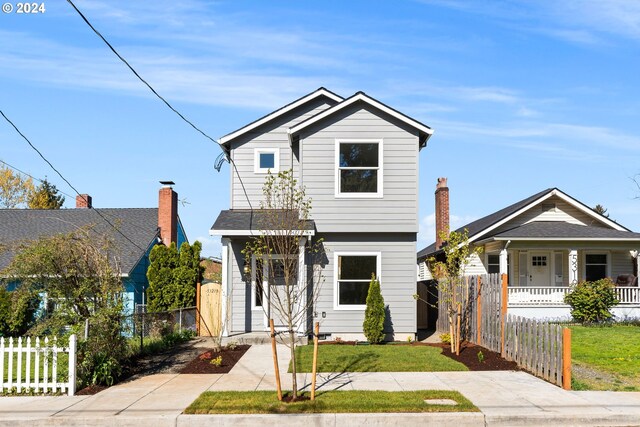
[428,229,483,355]
[0,165,34,208]
[146,241,203,311]
[363,274,385,344]
[28,178,65,209]
[1,228,126,387]
[564,278,619,324]
[242,169,324,401]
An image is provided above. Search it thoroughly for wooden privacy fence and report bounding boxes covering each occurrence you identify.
[0,334,77,396]
[435,274,571,388]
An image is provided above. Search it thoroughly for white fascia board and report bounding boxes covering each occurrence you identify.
[468,188,629,246]
[288,92,433,138]
[209,229,315,237]
[219,88,343,145]
[466,191,556,244]
[550,189,628,231]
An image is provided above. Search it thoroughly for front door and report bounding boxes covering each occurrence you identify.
[529,252,550,286]
[264,257,294,331]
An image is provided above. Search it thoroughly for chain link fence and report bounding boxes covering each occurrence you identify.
[129,305,197,339]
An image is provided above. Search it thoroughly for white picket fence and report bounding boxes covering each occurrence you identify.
[0,334,77,396]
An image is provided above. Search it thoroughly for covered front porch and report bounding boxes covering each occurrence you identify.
[479,234,640,319]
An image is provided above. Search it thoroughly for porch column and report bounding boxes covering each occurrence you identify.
[568,249,578,285]
[499,249,508,277]
[296,237,307,335]
[635,251,640,278]
[220,237,230,337]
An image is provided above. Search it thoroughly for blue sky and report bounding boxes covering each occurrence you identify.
[2,0,640,257]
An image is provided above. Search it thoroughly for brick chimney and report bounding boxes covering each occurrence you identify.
[435,177,449,250]
[158,181,177,246]
[76,194,92,208]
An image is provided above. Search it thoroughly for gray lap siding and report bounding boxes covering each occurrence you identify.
[310,232,417,337]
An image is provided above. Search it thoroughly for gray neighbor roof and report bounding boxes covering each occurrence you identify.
[0,208,160,275]
[212,210,315,233]
[417,188,637,259]
[489,221,640,240]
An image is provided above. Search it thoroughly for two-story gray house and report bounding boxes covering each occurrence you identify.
[210,88,432,340]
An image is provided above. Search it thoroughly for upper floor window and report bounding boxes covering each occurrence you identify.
[335,139,383,198]
[254,148,279,174]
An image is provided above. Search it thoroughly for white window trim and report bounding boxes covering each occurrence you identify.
[254,148,280,174]
[333,251,382,311]
[485,252,500,274]
[582,250,611,281]
[334,139,383,198]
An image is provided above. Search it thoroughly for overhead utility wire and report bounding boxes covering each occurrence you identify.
[0,110,147,253]
[66,0,254,211]
[0,158,76,199]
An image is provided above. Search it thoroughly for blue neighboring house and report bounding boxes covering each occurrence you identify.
[0,182,187,315]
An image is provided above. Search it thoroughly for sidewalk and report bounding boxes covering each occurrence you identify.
[1,343,639,426]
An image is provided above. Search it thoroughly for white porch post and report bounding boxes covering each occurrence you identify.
[221,237,230,337]
[568,249,578,285]
[297,237,307,335]
[499,249,508,277]
[635,251,640,278]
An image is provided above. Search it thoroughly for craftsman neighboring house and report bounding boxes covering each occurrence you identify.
[210,88,433,340]
[0,183,187,315]
[417,179,640,320]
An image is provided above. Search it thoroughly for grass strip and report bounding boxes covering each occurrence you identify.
[185,390,478,414]
[292,344,468,373]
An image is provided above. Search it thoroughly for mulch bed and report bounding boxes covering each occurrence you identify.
[430,342,520,371]
[76,384,108,395]
[180,344,251,374]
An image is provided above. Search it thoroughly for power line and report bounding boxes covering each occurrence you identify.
[0,109,147,253]
[0,158,75,199]
[66,0,254,211]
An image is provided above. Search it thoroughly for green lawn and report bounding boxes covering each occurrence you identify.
[570,325,640,391]
[292,344,468,373]
[185,390,478,414]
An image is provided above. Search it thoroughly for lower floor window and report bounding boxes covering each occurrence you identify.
[336,253,379,308]
[585,253,607,281]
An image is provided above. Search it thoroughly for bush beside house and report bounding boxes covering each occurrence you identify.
[363,275,385,344]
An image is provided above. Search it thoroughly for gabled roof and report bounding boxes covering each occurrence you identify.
[417,188,632,259]
[0,208,161,275]
[219,87,343,150]
[487,221,640,241]
[210,209,315,237]
[289,91,434,149]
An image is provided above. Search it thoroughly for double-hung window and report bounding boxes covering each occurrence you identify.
[254,148,279,174]
[585,253,608,281]
[336,140,382,197]
[334,252,380,310]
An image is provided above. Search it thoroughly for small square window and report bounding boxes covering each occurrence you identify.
[260,153,274,169]
[254,148,279,173]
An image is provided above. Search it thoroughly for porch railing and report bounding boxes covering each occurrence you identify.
[508,286,640,306]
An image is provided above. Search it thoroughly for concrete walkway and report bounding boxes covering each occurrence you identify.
[1,343,639,426]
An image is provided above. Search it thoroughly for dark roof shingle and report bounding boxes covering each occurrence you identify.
[0,208,159,274]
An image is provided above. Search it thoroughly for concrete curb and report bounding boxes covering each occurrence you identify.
[4,411,640,426]
[178,412,485,426]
